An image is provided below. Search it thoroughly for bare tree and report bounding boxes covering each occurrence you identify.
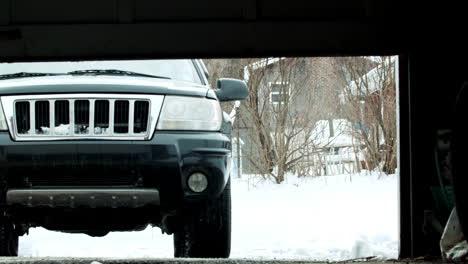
[339,56,397,174]
[204,57,353,183]
[242,57,343,183]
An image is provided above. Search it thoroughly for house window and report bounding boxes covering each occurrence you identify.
[324,147,340,155]
[269,82,290,104]
[332,147,340,155]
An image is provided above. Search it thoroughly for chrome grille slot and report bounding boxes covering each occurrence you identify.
[74,100,90,134]
[15,102,30,134]
[134,101,150,133]
[114,100,129,133]
[94,100,109,134]
[35,101,50,134]
[3,94,165,141]
[55,100,70,127]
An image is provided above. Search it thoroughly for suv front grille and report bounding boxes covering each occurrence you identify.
[2,94,164,141]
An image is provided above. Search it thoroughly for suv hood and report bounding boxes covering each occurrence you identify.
[0,75,210,97]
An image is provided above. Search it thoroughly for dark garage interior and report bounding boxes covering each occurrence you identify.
[1,0,468,260]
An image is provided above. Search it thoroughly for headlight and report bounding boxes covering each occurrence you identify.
[156,96,222,131]
[0,100,8,131]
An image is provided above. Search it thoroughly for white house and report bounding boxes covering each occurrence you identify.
[308,119,364,176]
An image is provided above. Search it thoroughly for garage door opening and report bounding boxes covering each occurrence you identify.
[0,56,399,260]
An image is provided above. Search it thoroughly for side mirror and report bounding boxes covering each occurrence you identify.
[214,78,249,102]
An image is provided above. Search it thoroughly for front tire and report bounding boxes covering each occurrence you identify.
[174,179,231,258]
[0,216,19,256]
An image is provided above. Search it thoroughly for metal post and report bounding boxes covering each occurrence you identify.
[236,109,241,179]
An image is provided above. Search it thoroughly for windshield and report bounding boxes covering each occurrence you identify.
[0,59,203,84]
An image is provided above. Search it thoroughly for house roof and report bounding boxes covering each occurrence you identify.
[343,56,396,99]
[243,57,286,81]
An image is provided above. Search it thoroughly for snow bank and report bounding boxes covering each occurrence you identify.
[19,171,398,260]
[231,172,398,260]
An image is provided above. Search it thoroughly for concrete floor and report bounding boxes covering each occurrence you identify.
[0,258,442,264]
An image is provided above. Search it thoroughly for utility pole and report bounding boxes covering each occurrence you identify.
[236,109,241,179]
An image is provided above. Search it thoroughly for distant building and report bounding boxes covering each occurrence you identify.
[237,57,348,175]
[305,119,364,176]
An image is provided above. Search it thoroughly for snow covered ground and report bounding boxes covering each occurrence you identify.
[18,171,398,261]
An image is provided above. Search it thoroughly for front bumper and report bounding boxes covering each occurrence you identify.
[7,188,160,208]
[0,131,232,208]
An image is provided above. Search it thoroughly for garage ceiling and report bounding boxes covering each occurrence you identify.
[0,0,403,61]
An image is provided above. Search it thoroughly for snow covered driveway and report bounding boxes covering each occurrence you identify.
[19,172,398,261]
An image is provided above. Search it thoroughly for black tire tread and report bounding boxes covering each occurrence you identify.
[174,179,231,258]
[0,217,18,256]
